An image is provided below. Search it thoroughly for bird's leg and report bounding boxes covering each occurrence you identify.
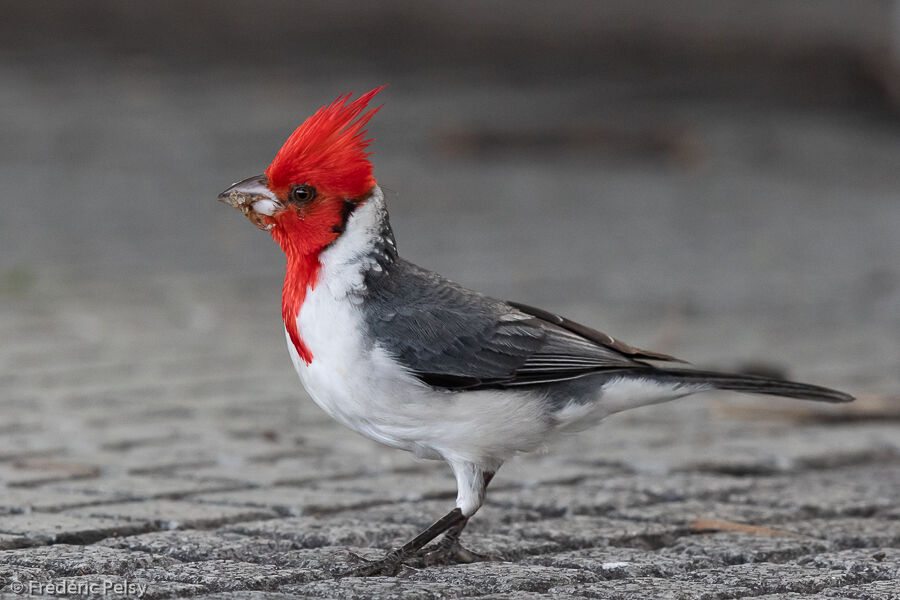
[341,465,500,576]
[418,470,501,565]
[343,507,467,577]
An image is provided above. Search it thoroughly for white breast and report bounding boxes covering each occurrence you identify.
[283,189,553,465]
[289,253,554,463]
[288,281,413,450]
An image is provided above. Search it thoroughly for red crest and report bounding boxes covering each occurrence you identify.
[266,86,385,199]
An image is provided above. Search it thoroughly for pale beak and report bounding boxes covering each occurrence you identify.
[218,174,284,230]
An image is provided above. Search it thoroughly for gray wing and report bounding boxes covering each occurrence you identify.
[362,260,683,390]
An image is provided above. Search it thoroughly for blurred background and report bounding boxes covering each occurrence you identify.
[2,0,899,400]
[0,6,898,589]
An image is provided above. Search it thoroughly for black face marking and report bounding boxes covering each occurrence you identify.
[331,199,360,235]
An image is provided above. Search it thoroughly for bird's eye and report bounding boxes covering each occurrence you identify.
[290,185,316,204]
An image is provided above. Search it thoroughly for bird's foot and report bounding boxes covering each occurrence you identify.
[339,549,410,577]
[416,537,502,566]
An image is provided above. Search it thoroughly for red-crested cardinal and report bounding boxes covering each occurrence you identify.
[219,87,853,576]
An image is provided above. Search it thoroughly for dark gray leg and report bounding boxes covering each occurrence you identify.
[343,471,499,576]
[345,507,467,576]
[417,471,500,566]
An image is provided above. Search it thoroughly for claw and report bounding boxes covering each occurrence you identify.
[341,550,370,565]
[338,549,405,577]
[418,538,503,566]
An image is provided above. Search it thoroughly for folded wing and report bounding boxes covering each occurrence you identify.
[363,260,682,390]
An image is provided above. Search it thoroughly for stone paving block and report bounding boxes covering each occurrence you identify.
[47,475,251,501]
[477,593,582,600]
[89,423,191,453]
[522,545,719,578]
[178,437,311,467]
[686,425,900,475]
[0,462,99,488]
[0,535,30,551]
[66,433,291,467]
[98,533,374,576]
[0,514,152,545]
[98,530,299,563]
[90,436,314,476]
[0,564,51,590]
[450,533,557,562]
[221,516,421,549]
[593,471,763,503]
[0,437,65,463]
[822,580,900,599]
[292,426,399,456]
[192,486,390,517]
[239,546,382,573]
[677,562,887,596]
[167,456,368,487]
[876,504,900,520]
[552,578,747,599]
[193,593,299,600]
[507,515,686,551]
[561,432,756,477]
[749,594,825,600]
[0,487,119,514]
[406,562,602,593]
[796,548,900,583]
[582,419,878,478]
[0,544,176,577]
[493,458,623,488]
[726,464,900,519]
[664,532,833,565]
[788,519,900,549]
[608,499,808,526]
[282,576,487,599]
[66,500,277,531]
[329,499,479,527]
[132,559,309,592]
[311,472,460,504]
[67,448,218,475]
[488,482,657,518]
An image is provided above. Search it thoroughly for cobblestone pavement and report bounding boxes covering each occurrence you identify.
[0,270,897,598]
[2,19,900,597]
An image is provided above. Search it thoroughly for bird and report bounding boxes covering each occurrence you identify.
[218,87,854,576]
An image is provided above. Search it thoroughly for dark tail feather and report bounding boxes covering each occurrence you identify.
[659,368,854,403]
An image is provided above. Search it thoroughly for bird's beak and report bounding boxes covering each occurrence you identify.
[218,174,284,231]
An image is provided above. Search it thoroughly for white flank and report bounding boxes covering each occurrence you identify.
[552,377,705,433]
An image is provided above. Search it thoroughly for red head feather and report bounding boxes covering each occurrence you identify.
[265,86,384,199]
[268,87,385,366]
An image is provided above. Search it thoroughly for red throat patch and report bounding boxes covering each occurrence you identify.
[280,244,319,365]
[267,87,385,364]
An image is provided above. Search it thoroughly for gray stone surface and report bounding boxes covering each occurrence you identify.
[1,3,900,598]
[4,285,897,600]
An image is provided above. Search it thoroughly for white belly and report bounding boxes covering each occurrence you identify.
[286,283,551,464]
[287,282,411,450]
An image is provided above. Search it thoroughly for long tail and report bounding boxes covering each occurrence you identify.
[657,368,854,403]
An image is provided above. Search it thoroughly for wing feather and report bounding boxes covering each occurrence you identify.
[362,260,685,390]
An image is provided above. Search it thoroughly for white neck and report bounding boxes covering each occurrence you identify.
[318,185,397,300]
